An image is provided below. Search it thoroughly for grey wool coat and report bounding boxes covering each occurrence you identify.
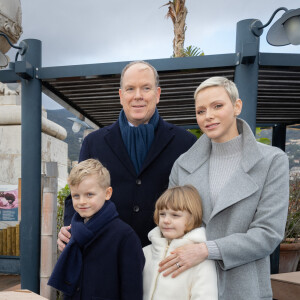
[169,119,289,300]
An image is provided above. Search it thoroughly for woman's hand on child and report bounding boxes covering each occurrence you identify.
[158,243,208,278]
[57,225,71,251]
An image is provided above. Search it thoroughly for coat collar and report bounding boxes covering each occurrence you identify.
[147,226,207,256]
[104,117,175,176]
[178,119,263,174]
[104,120,137,177]
[176,119,263,222]
[140,117,175,173]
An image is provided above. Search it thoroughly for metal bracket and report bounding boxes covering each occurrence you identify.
[14,61,34,79]
[250,20,264,37]
[235,53,240,65]
[241,42,258,64]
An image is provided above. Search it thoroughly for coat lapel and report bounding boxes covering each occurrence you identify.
[104,121,137,177]
[104,118,177,177]
[176,119,265,223]
[186,161,213,225]
[139,118,174,174]
[176,134,213,225]
[209,119,263,220]
[209,168,258,220]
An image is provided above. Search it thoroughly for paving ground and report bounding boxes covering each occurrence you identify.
[0,274,21,291]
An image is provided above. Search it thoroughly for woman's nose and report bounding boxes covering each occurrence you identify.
[205,108,214,119]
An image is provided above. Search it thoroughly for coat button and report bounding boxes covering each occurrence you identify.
[136,179,141,185]
[133,205,140,212]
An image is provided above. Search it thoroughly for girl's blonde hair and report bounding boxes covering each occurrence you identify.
[154,185,203,233]
[68,159,110,189]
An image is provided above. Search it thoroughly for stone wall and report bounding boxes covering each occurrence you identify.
[0,126,68,188]
[0,83,68,231]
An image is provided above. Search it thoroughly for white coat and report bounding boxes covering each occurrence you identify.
[143,226,218,300]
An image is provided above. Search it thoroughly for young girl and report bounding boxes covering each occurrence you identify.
[143,185,218,300]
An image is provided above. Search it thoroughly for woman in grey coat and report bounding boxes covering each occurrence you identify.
[159,77,289,300]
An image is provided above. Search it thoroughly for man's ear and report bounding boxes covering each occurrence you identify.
[234,99,243,116]
[119,89,123,106]
[105,187,113,200]
[156,87,161,104]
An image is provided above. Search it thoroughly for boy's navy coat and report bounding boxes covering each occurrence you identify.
[64,217,145,300]
[65,117,196,246]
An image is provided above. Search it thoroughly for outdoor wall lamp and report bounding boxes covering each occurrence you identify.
[251,7,300,46]
[0,32,28,67]
[68,116,92,133]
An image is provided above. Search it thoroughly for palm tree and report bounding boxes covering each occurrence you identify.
[181,45,204,57]
[163,0,188,57]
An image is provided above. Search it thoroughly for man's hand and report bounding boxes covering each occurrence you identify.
[57,225,71,252]
[158,243,209,278]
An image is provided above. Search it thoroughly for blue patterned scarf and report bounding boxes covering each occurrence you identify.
[48,200,118,296]
[118,108,159,174]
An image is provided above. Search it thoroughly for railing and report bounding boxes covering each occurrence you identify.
[0,224,20,256]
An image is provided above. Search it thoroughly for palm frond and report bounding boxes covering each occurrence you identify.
[182,45,204,57]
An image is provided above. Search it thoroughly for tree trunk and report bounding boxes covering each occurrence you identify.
[164,0,188,57]
[173,6,187,57]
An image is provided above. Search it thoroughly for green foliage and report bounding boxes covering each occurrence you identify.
[256,137,271,145]
[56,184,70,300]
[171,45,204,57]
[188,128,202,139]
[57,184,70,237]
[284,176,300,242]
[182,45,204,57]
[256,127,271,145]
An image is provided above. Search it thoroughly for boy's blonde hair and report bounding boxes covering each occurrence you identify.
[154,185,203,233]
[68,159,110,189]
[194,76,239,104]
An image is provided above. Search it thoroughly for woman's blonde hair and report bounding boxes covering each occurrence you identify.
[154,185,203,233]
[194,76,239,104]
[68,159,110,189]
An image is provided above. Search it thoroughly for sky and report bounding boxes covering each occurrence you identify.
[6,0,300,109]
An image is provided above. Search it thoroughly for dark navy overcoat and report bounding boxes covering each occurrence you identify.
[64,218,145,300]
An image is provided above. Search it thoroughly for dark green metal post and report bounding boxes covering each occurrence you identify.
[272,124,286,151]
[270,124,287,274]
[235,19,260,134]
[20,39,42,293]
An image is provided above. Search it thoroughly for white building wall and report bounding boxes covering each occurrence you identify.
[0,84,68,231]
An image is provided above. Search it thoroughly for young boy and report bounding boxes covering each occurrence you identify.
[48,159,145,300]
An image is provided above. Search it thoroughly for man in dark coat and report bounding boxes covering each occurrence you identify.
[58,61,197,248]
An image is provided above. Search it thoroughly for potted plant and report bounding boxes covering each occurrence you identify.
[279,174,300,273]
